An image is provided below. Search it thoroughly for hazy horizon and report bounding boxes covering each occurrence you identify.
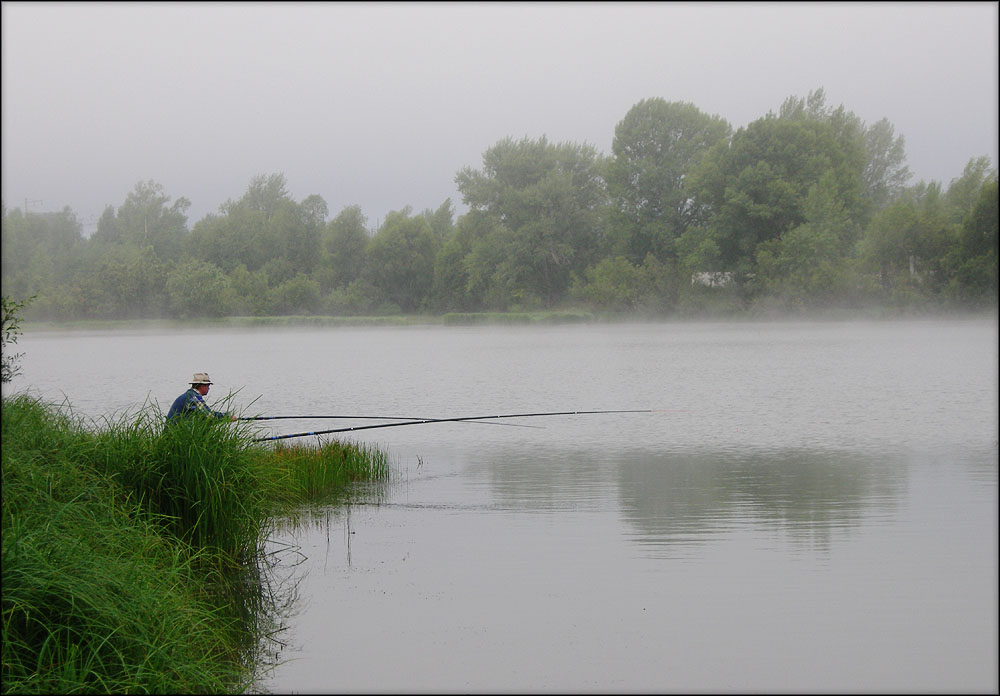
[3,2,997,235]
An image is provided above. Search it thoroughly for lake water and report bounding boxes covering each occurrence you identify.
[5,319,998,693]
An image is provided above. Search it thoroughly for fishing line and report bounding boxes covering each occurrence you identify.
[242,414,528,422]
[252,409,653,442]
[240,414,541,429]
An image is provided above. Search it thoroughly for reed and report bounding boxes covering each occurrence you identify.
[259,439,393,507]
[2,394,394,693]
[2,395,249,693]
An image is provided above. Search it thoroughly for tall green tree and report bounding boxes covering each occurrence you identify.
[363,207,439,312]
[322,205,370,289]
[862,117,911,211]
[754,170,861,307]
[69,246,168,319]
[1,207,85,305]
[455,211,521,310]
[422,199,455,239]
[946,179,998,302]
[944,156,997,225]
[225,264,270,316]
[186,174,306,274]
[268,273,322,315]
[686,104,866,276]
[289,194,328,273]
[91,180,190,263]
[455,136,609,307]
[857,182,953,300]
[165,260,230,318]
[606,99,731,264]
[778,88,909,217]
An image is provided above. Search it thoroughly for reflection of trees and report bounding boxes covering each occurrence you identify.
[475,446,621,512]
[477,444,908,553]
[619,448,907,553]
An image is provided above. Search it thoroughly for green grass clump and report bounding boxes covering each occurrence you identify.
[261,440,392,507]
[2,396,248,693]
[78,407,268,564]
[2,394,394,693]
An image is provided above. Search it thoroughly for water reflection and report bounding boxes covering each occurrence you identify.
[620,447,908,555]
[476,445,909,555]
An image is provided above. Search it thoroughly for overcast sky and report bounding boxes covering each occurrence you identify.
[2,2,997,236]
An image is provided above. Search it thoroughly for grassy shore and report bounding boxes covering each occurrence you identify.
[19,310,601,332]
[20,304,998,335]
[1,394,392,694]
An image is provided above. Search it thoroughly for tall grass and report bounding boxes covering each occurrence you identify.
[262,440,392,507]
[2,394,394,693]
[2,396,248,693]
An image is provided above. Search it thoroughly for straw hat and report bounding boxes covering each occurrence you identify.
[190,372,213,386]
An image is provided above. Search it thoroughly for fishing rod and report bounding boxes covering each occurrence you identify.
[242,415,521,422]
[240,414,541,429]
[252,409,653,442]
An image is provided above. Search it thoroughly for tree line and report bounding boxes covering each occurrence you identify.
[2,89,996,321]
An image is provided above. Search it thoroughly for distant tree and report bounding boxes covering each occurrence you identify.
[674,225,723,274]
[72,246,169,319]
[93,205,121,244]
[260,257,296,288]
[571,251,684,316]
[187,173,286,273]
[363,208,438,313]
[166,260,229,318]
[301,194,329,230]
[857,182,953,301]
[777,88,833,121]
[754,170,860,308]
[423,199,455,239]
[455,136,609,307]
[236,173,291,220]
[225,263,270,315]
[323,205,370,289]
[91,180,190,263]
[944,156,997,224]
[946,179,998,303]
[606,99,731,264]
[571,256,647,311]
[687,108,866,276]
[268,273,322,315]
[185,173,322,282]
[778,88,908,218]
[1,207,85,307]
[428,231,472,312]
[454,210,521,310]
[862,117,911,211]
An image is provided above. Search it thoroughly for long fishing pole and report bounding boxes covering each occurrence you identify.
[240,414,540,429]
[252,409,653,442]
[241,415,511,421]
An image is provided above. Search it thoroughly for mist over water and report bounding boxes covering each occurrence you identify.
[5,319,998,692]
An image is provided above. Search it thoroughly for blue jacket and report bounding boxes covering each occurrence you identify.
[166,388,227,422]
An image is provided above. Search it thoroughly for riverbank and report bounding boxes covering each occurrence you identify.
[18,304,998,334]
[17,310,599,333]
[1,394,393,693]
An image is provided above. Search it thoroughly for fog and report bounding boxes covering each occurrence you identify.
[2,2,997,234]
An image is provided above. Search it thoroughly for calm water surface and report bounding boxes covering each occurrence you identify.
[6,319,998,693]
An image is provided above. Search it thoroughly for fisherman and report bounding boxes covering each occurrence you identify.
[166,372,233,422]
